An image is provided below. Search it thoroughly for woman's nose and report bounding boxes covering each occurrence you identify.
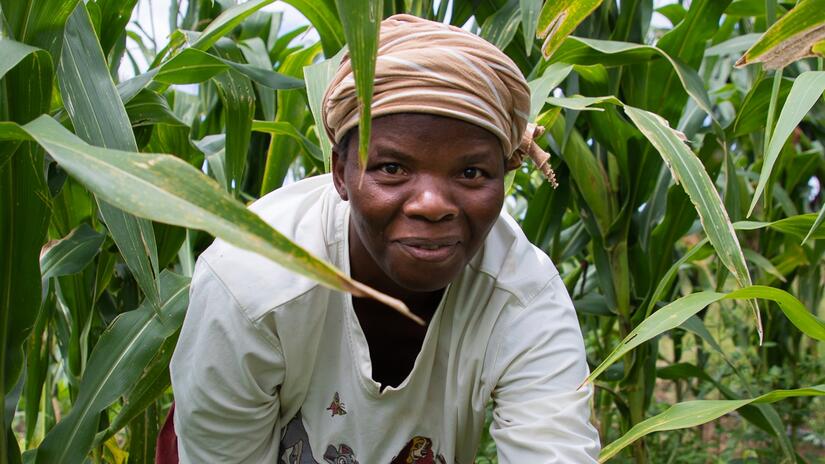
[402,178,459,222]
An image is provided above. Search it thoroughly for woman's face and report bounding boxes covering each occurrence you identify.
[333,113,515,296]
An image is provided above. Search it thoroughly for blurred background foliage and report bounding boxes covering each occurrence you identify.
[2,0,825,462]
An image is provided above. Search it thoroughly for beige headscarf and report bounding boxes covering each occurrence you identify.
[321,14,556,186]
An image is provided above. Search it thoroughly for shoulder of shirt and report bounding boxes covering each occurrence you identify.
[196,174,342,322]
[472,211,561,309]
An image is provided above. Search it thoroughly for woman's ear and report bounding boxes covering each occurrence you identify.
[331,147,348,201]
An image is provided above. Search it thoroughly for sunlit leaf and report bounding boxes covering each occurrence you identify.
[736,0,825,69]
[537,0,603,59]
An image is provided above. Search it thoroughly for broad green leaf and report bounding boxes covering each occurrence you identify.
[125,90,186,128]
[261,43,323,194]
[743,249,786,283]
[335,0,383,170]
[546,95,622,111]
[586,285,825,385]
[305,49,345,172]
[59,3,162,312]
[240,37,276,121]
[0,40,50,81]
[40,224,105,279]
[748,71,825,216]
[705,33,761,57]
[520,0,542,56]
[527,63,573,120]
[0,116,414,321]
[212,41,256,196]
[0,0,80,55]
[191,0,277,51]
[537,0,603,59]
[36,271,190,464]
[550,37,714,118]
[736,0,825,69]
[94,334,177,445]
[599,385,825,462]
[625,106,759,334]
[281,0,345,56]
[732,75,793,138]
[480,0,520,52]
[156,47,304,90]
[252,120,323,161]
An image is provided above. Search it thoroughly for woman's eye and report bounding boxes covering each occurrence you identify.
[462,167,484,179]
[380,163,401,175]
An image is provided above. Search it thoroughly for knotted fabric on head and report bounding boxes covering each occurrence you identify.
[322,14,556,186]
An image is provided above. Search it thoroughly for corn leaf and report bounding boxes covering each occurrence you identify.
[747,71,825,216]
[599,385,825,462]
[305,49,345,172]
[537,0,603,59]
[335,0,383,171]
[520,0,542,56]
[59,3,162,312]
[40,224,105,279]
[252,120,323,161]
[191,0,277,51]
[625,106,760,335]
[586,285,825,385]
[736,0,825,69]
[36,271,190,464]
[282,0,345,56]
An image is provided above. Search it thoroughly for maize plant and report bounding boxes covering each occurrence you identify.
[2,0,824,462]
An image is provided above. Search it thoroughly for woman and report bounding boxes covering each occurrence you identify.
[169,14,600,463]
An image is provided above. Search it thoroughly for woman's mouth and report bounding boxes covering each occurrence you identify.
[396,238,460,262]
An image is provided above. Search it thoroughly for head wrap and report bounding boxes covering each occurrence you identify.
[321,14,556,186]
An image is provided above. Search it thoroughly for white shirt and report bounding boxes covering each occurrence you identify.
[171,174,600,463]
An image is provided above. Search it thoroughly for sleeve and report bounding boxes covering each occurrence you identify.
[170,257,285,463]
[490,275,601,463]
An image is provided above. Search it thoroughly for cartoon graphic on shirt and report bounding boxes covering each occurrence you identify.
[389,436,446,464]
[326,391,347,417]
[279,411,319,464]
[323,443,358,463]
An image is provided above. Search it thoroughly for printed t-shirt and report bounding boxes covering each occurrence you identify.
[170,174,601,463]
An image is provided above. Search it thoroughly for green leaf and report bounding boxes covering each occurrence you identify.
[527,63,573,120]
[156,47,304,90]
[305,49,345,172]
[536,0,604,59]
[59,3,162,312]
[0,40,50,81]
[736,0,825,69]
[252,121,323,161]
[520,0,542,56]
[480,0,520,52]
[36,271,190,464]
[125,90,186,128]
[625,106,759,334]
[747,71,825,216]
[191,0,277,51]
[240,37,276,121]
[734,213,825,241]
[599,385,825,462]
[335,0,383,171]
[281,0,345,56]
[550,37,714,119]
[0,116,414,322]
[40,224,105,279]
[0,0,80,55]
[586,285,825,385]
[211,41,256,196]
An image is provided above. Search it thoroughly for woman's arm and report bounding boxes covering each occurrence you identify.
[171,258,285,463]
[490,275,601,463]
